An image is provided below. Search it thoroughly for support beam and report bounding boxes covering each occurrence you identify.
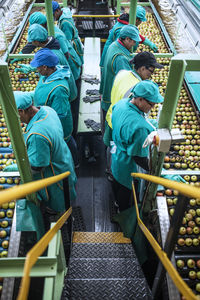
[45,0,55,37]
[129,0,137,25]
[116,0,121,14]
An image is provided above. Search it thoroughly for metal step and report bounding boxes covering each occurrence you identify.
[62,232,153,300]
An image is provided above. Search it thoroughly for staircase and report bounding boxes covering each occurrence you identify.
[62,232,153,299]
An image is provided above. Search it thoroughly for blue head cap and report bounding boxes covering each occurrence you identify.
[52,1,60,14]
[136,5,147,22]
[28,24,48,42]
[14,91,33,110]
[132,80,163,103]
[30,48,59,68]
[29,12,47,25]
[119,25,141,42]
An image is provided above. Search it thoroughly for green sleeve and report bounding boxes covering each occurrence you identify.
[61,21,73,40]
[126,128,149,157]
[27,134,51,168]
[113,55,132,74]
[48,87,70,118]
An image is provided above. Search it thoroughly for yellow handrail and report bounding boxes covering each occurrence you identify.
[17,207,72,300]
[131,174,199,300]
[132,172,200,199]
[0,171,70,205]
[73,14,120,18]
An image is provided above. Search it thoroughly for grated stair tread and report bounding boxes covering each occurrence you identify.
[62,232,152,299]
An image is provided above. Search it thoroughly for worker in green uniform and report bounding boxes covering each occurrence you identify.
[111,80,163,212]
[15,23,77,103]
[103,52,163,181]
[15,91,76,212]
[11,12,82,81]
[29,48,79,167]
[52,1,84,64]
[100,25,141,122]
[100,6,158,70]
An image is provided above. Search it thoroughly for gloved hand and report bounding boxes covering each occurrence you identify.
[15,64,36,74]
[10,52,24,64]
[3,163,18,172]
[143,38,158,52]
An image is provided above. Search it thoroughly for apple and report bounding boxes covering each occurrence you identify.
[6,177,13,184]
[173,198,178,205]
[6,209,13,218]
[196,283,200,292]
[176,259,185,268]
[189,270,196,279]
[191,175,198,182]
[0,251,8,257]
[193,238,199,246]
[195,217,200,225]
[188,221,195,228]
[185,213,193,221]
[167,198,173,206]
[196,209,200,216]
[189,199,196,206]
[1,220,8,228]
[187,259,196,268]
[1,203,8,209]
[188,209,196,217]
[164,163,170,169]
[2,240,9,249]
[197,260,200,269]
[0,211,5,218]
[0,230,7,238]
[193,226,200,234]
[165,189,173,196]
[197,271,200,279]
[186,227,193,235]
[14,178,20,185]
[182,217,187,225]
[0,177,6,184]
[196,199,200,205]
[169,208,175,216]
[185,238,193,246]
[177,238,185,246]
[173,190,179,196]
[179,225,186,234]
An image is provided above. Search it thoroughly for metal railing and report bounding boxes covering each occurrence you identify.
[131,173,199,300]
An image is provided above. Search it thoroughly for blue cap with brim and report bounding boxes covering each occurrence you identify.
[52,1,60,14]
[30,48,59,68]
[14,91,33,110]
[28,24,48,43]
[29,12,47,25]
[136,5,147,22]
[132,80,163,103]
[119,25,141,42]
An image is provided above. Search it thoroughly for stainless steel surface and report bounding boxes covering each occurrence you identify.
[157,196,180,300]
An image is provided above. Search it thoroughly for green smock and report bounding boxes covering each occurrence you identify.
[50,46,77,101]
[58,8,84,64]
[100,19,128,68]
[54,25,82,80]
[111,98,156,190]
[100,40,134,112]
[33,65,73,142]
[24,106,77,212]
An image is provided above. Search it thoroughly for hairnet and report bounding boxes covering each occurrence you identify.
[28,24,48,42]
[29,12,47,25]
[136,5,147,22]
[14,91,33,110]
[132,80,163,103]
[52,1,60,13]
[119,25,141,42]
[30,48,59,67]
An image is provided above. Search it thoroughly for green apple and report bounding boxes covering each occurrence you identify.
[189,199,196,206]
[0,250,8,257]
[196,283,200,292]
[193,227,200,234]
[2,240,9,249]
[187,259,196,268]
[0,177,6,184]
[0,211,5,218]
[8,201,15,209]
[193,238,199,246]
[185,238,193,247]
[1,203,8,209]
[6,177,13,184]
[176,259,185,268]
[0,230,7,238]
[179,227,186,235]
[189,270,196,279]
[1,220,8,228]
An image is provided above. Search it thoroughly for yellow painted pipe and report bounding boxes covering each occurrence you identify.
[72,14,120,18]
[0,171,70,205]
[17,206,72,300]
[132,173,200,199]
[132,183,198,300]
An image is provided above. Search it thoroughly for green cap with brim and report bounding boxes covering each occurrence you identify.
[29,12,47,25]
[28,24,48,43]
[14,91,33,110]
[136,5,147,22]
[132,80,164,103]
[119,25,141,42]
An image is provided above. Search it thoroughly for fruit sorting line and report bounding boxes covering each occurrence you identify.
[0,1,200,299]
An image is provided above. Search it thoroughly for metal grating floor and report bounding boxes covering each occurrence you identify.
[61,232,153,300]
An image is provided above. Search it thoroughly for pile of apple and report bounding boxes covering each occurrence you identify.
[176,256,200,295]
[0,200,16,258]
[137,12,169,53]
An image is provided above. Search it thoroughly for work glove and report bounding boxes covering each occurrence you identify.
[10,52,24,64]
[84,119,101,132]
[15,64,36,74]
[86,89,100,96]
[157,173,186,191]
[3,163,18,172]
[83,95,101,103]
[143,38,158,52]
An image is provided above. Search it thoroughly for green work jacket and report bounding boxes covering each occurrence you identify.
[100,40,134,112]
[111,98,155,189]
[24,106,77,211]
[33,66,73,142]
